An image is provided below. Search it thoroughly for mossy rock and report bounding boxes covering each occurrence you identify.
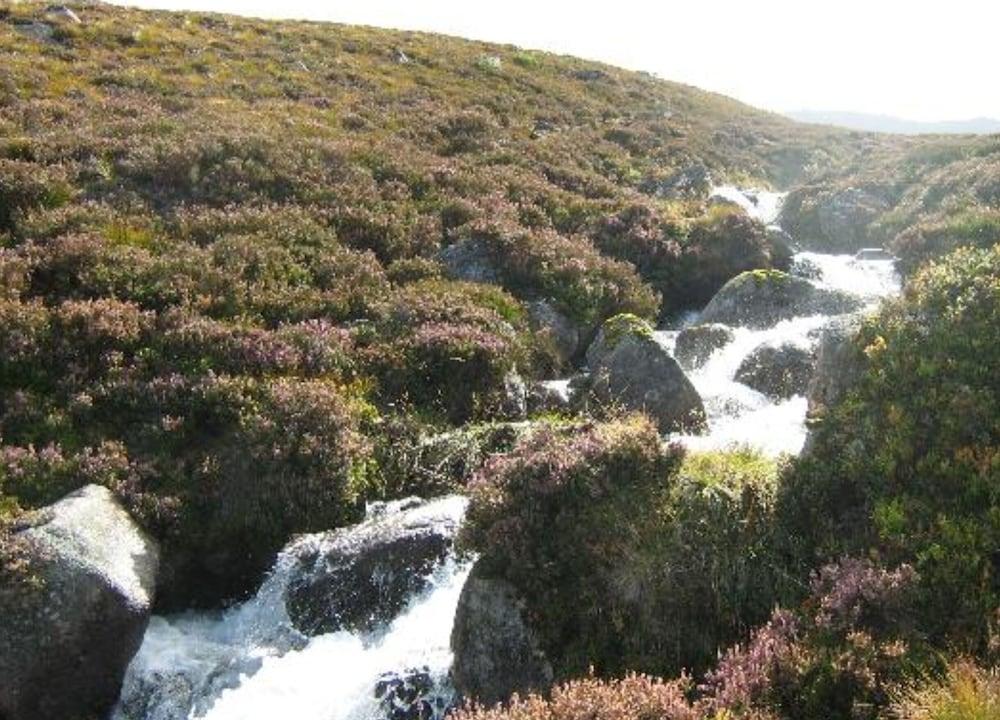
[700,270,862,329]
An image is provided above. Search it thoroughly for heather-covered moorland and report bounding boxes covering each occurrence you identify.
[1,3,999,720]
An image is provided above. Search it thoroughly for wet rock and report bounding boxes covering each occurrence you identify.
[790,255,823,280]
[0,485,159,720]
[807,314,865,416]
[674,323,735,369]
[699,270,863,329]
[374,667,453,720]
[437,238,500,284]
[735,342,816,400]
[765,226,795,270]
[585,315,707,433]
[854,247,895,261]
[450,564,553,706]
[527,299,581,369]
[780,185,891,252]
[284,497,464,636]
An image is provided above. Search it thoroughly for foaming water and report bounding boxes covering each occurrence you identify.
[114,497,470,720]
[796,251,900,299]
[659,247,901,456]
[710,185,784,224]
[658,314,830,456]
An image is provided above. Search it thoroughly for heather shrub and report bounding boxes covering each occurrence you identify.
[366,280,527,422]
[90,374,375,606]
[892,209,1000,275]
[451,674,709,720]
[0,159,73,233]
[778,246,1000,656]
[703,558,924,720]
[465,219,660,325]
[462,416,679,676]
[591,203,787,315]
[650,449,784,674]
[463,431,789,678]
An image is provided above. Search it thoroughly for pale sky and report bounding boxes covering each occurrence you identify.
[105,0,1000,122]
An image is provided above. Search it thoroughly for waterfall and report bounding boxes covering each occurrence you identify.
[114,497,470,720]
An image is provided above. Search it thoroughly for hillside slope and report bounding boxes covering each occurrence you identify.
[0,1,995,609]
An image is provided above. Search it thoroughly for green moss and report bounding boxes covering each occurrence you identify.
[600,312,655,349]
[746,268,791,286]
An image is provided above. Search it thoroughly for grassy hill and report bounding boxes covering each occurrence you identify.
[0,1,996,608]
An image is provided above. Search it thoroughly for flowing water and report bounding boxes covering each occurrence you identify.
[114,497,470,720]
[115,186,901,719]
[658,187,901,455]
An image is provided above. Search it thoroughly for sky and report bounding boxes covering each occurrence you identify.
[105,0,1000,122]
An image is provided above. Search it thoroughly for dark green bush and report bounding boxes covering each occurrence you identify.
[463,418,783,678]
[778,245,1000,656]
[462,416,677,677]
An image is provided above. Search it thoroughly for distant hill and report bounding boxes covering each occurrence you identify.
[786,110,1000,135]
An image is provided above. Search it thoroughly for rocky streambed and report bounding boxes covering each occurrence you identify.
[3,187,902,720]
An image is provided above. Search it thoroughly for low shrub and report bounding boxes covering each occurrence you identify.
[463,421,783,678]
[892,208,1000,275]
[778,245,1000,656]
[462,416,676,676]
[891,660,1000,720]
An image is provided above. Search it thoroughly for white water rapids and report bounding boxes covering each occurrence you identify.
[114,497,470,720]
[113,186,900,720]
[657,186,901,455]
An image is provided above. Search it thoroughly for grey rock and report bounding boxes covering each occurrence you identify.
[14,21,54,41]
[735,342,816,400]
[642,164,712,200]
[527,299,581,369]
[674,323,735,370]
[450,564,553,706]
[501,371,528,420]
[284,496,464,636]
[437,238,500,284]
[699,271,863,329]
[0,485,159,720]
[585,317,706,434]
[807,314,866,417]
[46,5,81,23]
[781,186,891,252]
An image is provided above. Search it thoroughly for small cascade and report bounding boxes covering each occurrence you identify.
[654,187,900,455]
[114,497,470,720]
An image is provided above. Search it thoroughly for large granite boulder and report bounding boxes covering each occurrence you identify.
[0,485,159,720]
[735,342,816,400]
[586,315,706,434]
[673,323,735,370]
[780,185,892,252]
[807,314,866,417]
[450,564,553,706]
[699,270,862,329]
[284,496,465,636]
[437,238,500,284]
